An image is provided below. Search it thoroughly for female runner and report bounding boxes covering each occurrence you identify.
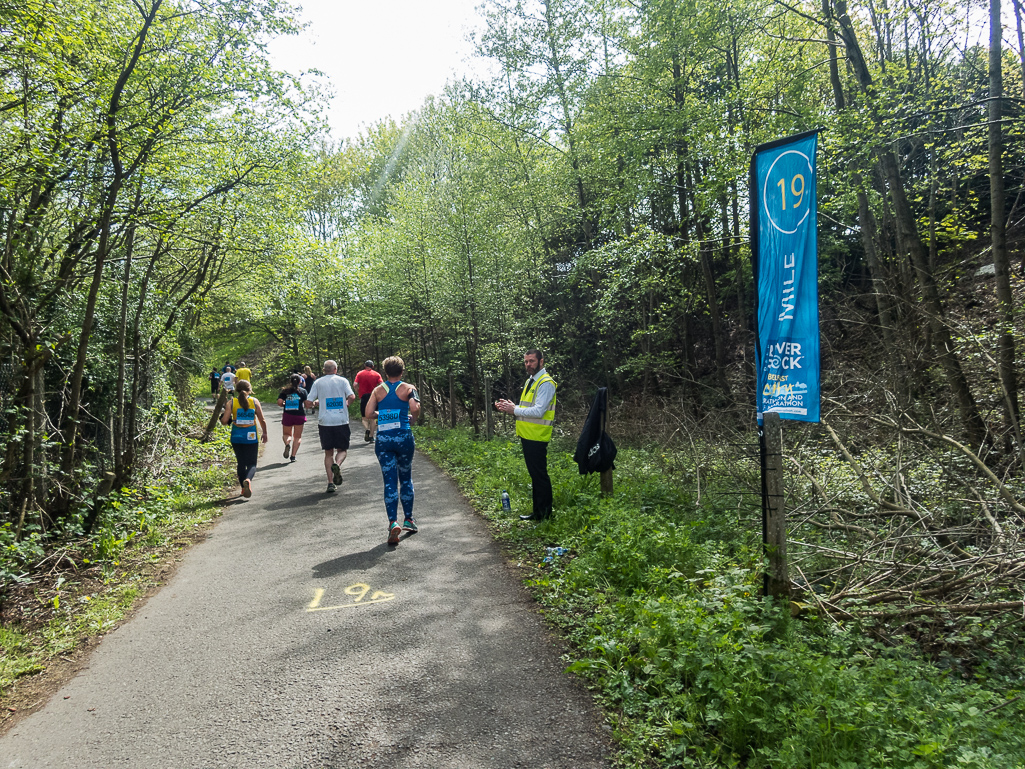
[277,373,308,462]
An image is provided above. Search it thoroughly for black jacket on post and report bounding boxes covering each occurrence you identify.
[573,387,617,475]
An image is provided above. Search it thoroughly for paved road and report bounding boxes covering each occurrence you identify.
[1,409,610,768]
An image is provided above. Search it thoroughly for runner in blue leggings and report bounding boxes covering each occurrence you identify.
[365,355,421,545]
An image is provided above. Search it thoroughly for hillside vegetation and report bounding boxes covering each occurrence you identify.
[1,0,1024,765]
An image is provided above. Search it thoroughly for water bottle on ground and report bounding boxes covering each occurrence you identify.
[501,490,511,513]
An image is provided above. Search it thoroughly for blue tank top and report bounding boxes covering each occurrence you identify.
[377,381,410,432]
[231,397,259,444]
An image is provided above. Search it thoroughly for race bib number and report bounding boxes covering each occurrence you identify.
[235,414,255,428]
[378,408,400,432]
[325,397,345,410]
[284,394,300,410]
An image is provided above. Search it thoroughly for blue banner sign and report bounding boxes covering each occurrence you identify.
[751,131,820,423]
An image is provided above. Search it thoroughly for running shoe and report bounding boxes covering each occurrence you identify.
[388,521,402,544]
[326,482,336,493]
[331,463,343,485]
[290,456,296,463]
[364,429,372,442]
[241,479,252,498]
[283,443,291,459]
[402,517,418,533]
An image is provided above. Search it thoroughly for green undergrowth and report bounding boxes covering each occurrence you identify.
[202,329,310,404]
[0,405,236,700]
[417,427,1025,769]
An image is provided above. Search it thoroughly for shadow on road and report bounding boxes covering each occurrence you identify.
[257,461,292,471]
[312,542,393,577]
[262,491,338,510]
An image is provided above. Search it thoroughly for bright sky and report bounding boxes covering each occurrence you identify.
[269,0,487,141]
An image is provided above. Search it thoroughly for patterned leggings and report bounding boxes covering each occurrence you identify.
[375,430,415,522]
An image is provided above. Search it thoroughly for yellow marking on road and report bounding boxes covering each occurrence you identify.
[306,583,395,612]
[307,598,395,611]
[346,582,371,602]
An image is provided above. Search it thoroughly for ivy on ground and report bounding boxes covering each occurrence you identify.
[418,427,1025,769]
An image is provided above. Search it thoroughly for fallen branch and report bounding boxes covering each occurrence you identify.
[821,418,906,512]
[859,600,1025,619]
[984,694,1024,715]
[893,425,1025,517]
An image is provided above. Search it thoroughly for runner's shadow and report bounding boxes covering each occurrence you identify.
[313,543,391,577]
[263,492,336,510]
[258,462,291,471]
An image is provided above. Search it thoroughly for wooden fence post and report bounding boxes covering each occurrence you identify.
[600,398,613,496]
[761,412,789,598]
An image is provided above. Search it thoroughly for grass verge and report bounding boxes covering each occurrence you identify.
[417,426,1025,769]
[0,408,236,719]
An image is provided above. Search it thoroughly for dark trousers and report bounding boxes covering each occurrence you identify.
[232,442,259,485]
[521,438,552,518]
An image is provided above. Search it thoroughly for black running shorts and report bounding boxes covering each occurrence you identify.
[318,423,351,451]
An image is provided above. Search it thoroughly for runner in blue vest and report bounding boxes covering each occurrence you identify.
[365,356,421,545]
[219,379,269,499]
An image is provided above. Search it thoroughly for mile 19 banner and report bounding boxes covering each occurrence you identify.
[750,130,820,423]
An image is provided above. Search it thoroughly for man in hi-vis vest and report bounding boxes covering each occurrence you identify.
[495,349,557,521]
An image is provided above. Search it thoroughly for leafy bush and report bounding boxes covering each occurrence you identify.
[419,427,1025,768]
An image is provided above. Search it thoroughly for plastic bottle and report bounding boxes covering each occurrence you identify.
[501,490,511,513]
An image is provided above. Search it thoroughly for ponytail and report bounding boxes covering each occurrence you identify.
[236,379,252,411]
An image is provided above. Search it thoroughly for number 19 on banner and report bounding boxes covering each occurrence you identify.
[750,130,820,424]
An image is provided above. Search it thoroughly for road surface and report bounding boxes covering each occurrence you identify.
[1,408,610,768]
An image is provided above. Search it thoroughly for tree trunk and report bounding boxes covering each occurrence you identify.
[541,0,592,248]
[990,0,1020,445]
[58,0,162,513]
[114,199,140,484]
[834,0,987,447]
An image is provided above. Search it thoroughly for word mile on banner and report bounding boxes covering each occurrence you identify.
[750,130,820,424]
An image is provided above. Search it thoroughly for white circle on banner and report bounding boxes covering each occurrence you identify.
[763,149,813,234]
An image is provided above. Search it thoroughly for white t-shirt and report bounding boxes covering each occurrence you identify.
[307,374,354,426]
[220,372,236,391]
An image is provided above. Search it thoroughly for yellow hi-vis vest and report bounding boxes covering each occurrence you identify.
[514,373,557,442]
